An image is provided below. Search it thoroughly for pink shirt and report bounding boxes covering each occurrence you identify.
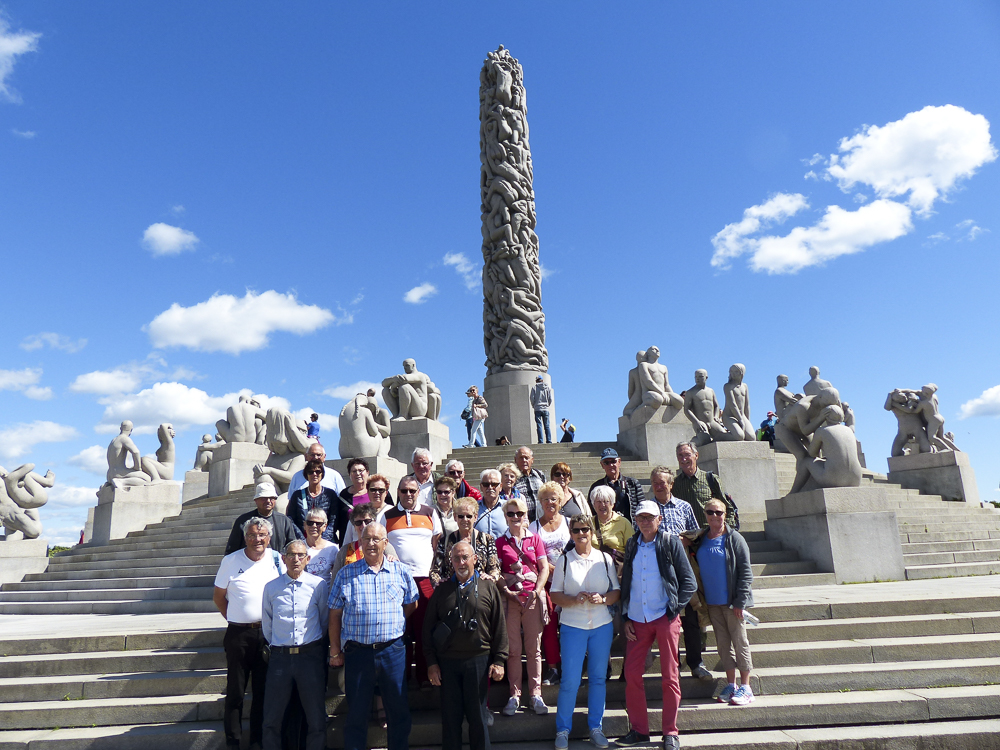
[495,531,546,596]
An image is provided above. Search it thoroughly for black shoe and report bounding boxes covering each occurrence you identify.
[690,664,713,681]
[663,735,680,750]
[616,730,651,746]
[542,666,561,685]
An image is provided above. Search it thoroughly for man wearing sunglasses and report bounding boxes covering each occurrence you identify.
[474,469,507,538]
[588,448,645,525]
[445,459,482,501]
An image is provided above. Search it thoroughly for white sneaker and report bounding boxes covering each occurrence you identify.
[555,730,570,749]
[730,684,755,706]
[531,695,549,715]
[502,696,519,716]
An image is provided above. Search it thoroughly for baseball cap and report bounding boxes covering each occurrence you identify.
[536,375,544,382]
[635,500,660,518]
[600,448,619,461]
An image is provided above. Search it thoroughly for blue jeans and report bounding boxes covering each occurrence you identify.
[534,410,552,443]
[471,418,486,447]
[343,638,410,750]
[556,622,614,733]
[262,644,327,750]
[465,418,474,443]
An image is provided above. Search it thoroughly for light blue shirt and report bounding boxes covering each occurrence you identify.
[627,536,670,623]
[475,500,508,538]
[262,571,330,647]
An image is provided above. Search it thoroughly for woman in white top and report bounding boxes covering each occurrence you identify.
[303,508,339,585]
[549,513,621,750]
[528,481,571,686]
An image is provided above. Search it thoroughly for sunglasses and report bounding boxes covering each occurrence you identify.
[481,481,500,488]
[506,511,525,518]
[446,470,464,477]
[307,470,323,476]
[435,489,453,495]
[304,520,325,527]
[368,487,387,494]
[285,552,309,560]
[571,527,591,534]
[455,513,474,520]
[552,471,570,478]
[398,488,418,495]
[352,518,374,527]
[705,509,725,517]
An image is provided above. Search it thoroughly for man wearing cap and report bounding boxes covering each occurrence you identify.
[759,412,778,447]
[214,516,286,750]
[588,448,646,526]
[616,501,696,750]
[225,482,304,556]
[529,375,554,444]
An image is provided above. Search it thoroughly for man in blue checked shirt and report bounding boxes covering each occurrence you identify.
[262,539,330,750]
[648,467,713,683]
[328,522,418,750]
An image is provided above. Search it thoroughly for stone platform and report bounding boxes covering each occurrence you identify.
[888,450,980,504]
[616,405,693,466]
[386,417,451,466]
[694,441,779,517]
[0,539,48,585]
[91,482,182,546]
[182,470,209,504]
[207,442,270,498]
[483,370,555,446]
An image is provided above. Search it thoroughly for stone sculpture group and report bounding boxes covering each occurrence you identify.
[0,463,54,539]
[103,420,177,488]
[682,366,756,445]
[884,384,959,457]
[339,389,392,459]
[381,359,442,421]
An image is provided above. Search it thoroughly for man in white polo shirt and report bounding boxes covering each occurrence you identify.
[214,516,285,750]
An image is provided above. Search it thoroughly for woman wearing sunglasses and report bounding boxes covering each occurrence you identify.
[689,497,755,706]
[549,514,620,749]
[428,497,501,586]
[287,460,342,542]
[495,496,550,717]
[302,508,340,585]
[550,462,589,519]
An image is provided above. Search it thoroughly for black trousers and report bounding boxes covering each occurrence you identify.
[680,604,705,670]
[439,652,491,750]
[262,642,328,750]
[223,623,268,747]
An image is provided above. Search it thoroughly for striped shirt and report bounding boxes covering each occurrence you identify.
[329,558,418,645]
[382,502,442,578]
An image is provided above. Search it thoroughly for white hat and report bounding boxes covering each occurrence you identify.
[634,500,660,518]
[254,482,278,500]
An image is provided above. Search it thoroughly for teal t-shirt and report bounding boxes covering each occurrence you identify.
[696,535,729,606]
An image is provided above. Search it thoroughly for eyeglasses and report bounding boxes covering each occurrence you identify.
[305,520,326,527]
[571,527,591,534]
[705,509,725,517]
[552,471,570,478]
[398,488,418,495]
[368,487,387,494]
[352,518,374,527]
[481,481,500,488]
[285,552,308,560]
[506,511,525,518]
[350,468,367,474]
[636,515,657,522]
[435,489,454,495]
[455,514,474,520]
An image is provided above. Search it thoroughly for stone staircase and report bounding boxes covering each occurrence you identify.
[3,584,1000,748]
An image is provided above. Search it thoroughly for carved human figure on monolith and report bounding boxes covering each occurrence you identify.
[722,363,755,441]
[480,45,548,376]
[622,350,647,417]
[842,403,856,433]
[253,407,315,494]
[339,391,392,459]
[774,389,843,478]
[638,347,684,416]
[683,369,731,446]
[792,405,863,493]
[105,421,151,487]
[0,463,54,539]
[215,395,266,444]
[884,385,959,456]
[774,374,800,420]
[139,423,176,482]
[803,366,833,397]
[382,359,442,421]
[193,434,225,472]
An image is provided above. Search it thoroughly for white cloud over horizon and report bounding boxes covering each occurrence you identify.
[11,128,34,138]
[20,332,87,353]
[146,290,339,354]
[713,105,995,274]
[0,421,77,461]
[960,385,1000,419]
[67,445,107,475]
[443,253,479,291]
[323,381,383,404]
[0,367,52,400]
[142,223,199,256]
[403,283,437,304]
[0,18,40,103]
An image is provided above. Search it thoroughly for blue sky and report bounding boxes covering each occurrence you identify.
[1,3,998,545]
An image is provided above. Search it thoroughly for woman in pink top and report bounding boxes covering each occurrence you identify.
[495,496,550,718]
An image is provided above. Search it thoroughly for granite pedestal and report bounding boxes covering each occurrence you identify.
[764,485,905,584]
[695,441,780,518]
[183,470,209,504]
[208,442,270,498]
[83,507,95,544]
[616,405,694,466]
[483,371,556,447]
[387,418,452,467]
[887,451,980,504]
[91,482,182,546]
[327,456,408,496]
[0,538,48,584]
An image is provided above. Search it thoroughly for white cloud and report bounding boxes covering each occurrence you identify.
[443,253,479,291]
[146,290,337,354]
[0,421,77,461]
[960,385,1000,419]
[142,223,199,256]
[171,205,185,214]
[748,199,913,274]
[956,219,986,241]
[827,105,997,215]
[802,153,825,167]
[95,383,292,435]
[0,18,40,103]
[710,193,810,269]
[11,128,34,138]
[403,283,437,304]
[23,385,52,401]
[70,368,144,395]
[46,485,99,508]
[925,232,949,246]
[323,381,383,403]
[20,332,87,353]
[539,262,553,281]
[0,367,51,400]
[68,445,107,475]
[853,193,868,204]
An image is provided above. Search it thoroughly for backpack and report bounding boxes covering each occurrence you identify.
[706,471,740,532]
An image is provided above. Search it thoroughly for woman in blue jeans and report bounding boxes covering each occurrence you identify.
[548,514,621,749]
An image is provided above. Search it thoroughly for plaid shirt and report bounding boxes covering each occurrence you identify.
[671,468,733,527]
[655,496,699,536]
[329,558,418,644]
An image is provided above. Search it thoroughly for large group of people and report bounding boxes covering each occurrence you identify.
[213,440,756,750]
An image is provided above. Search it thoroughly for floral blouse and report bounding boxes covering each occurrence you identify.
[429,529,501,586]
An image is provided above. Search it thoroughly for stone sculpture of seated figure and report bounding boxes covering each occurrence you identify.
[722,363,755,441]
[105,420,150,487]
[381,358,442,421]
[793,405,863,493]
[683,369,731,446]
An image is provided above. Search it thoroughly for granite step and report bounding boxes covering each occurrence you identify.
[2,575,216,592]
[905,560,1000,579]
[50,544,226,563]
[46,554,223,571]
[902,538,1000,555]
[0,599,218,615]
[0,586,215,603]
[20,565,219,583]
[902,549,1000,566]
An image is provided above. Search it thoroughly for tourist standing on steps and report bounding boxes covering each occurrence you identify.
[341,473,394,546]
[261,539,330,750]
[329,503,399,582]
[550,514,621,750]
[671,442,737,528]
[496,496,550,716]
[287,443,346,498]
[287,461,341,543]
[475,469,508,538]
[225,482,303,556]
[550,462,589,518]
[513,446,546,521]
[340,457,372,508]
[445,459,483,501]
[530,375,554,443]
[588,448,645,526]
[408,448,437,507]
[615,501,696,750]
[467,385,489,448]
[424,542,508,750]
[649,466,712,683]
[689,498,756,706]
[529,482,570,686]
[462,387,476,446]
[328,523,418,750]
[213,516,285,750]
[430,497,501,586]
[433,476,460,537]
[302,508,339,586]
